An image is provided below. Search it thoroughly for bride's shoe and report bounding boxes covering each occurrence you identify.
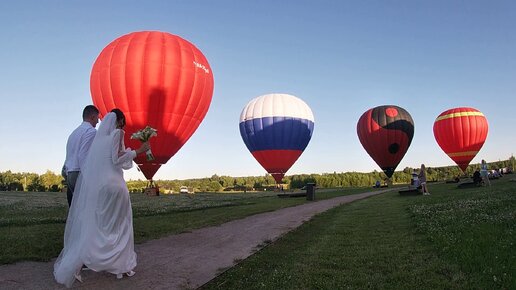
[74,273,83,283]
[116,271,136,279]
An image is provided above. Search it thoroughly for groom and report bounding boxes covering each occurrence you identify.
[62,105,99,207]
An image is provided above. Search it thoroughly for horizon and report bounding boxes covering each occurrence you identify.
[3,155,513,182]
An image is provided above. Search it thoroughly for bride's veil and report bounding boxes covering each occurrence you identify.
[54,113,117,287]
[96,112,117,138]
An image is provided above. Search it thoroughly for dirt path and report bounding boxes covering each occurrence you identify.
[0,189,392,289]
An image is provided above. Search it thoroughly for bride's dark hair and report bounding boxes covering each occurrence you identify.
[110,108,126,128]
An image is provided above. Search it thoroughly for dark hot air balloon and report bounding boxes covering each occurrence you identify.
[90,31,214,180]
[433,107,488,171]
[239,94,315,183]
[357,105,414,178]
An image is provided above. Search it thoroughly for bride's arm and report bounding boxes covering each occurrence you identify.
[111,129,137,167]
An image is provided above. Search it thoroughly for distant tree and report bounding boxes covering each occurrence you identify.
[27,176,45,192]
[509,155,516,170]
[40,170,63,192]
[4,156,516,193]
[16,173,41,191]
[1,171,23,191]
[206,181,222,192]
[127,179,147,193]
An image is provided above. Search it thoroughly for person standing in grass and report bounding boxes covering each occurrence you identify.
[480,159,491,186]
[54,109,150,287]
[419,164,430,195]
[62,105,99,207]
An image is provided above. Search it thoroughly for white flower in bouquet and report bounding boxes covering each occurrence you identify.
[131,126,157,161]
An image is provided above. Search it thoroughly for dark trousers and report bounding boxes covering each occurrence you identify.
[66,171,80,207]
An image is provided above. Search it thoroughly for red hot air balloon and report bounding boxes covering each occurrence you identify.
[433,107,488,172]
[90,31,214,180]
[357,105,415,178]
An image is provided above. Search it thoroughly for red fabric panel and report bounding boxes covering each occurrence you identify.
[251,150,304,183]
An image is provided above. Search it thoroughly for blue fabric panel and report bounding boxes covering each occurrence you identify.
[239,116,314,152]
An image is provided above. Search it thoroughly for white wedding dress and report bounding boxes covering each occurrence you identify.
[54,113,137,287]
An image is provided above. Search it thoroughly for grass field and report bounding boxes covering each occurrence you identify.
[202,177,515,289]
[1,179,514,289]
[0,186,376,264]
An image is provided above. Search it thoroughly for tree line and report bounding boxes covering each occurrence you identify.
[0,170,64,192]
[1,157,514,193]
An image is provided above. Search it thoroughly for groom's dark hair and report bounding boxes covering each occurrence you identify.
[82,105,99,119]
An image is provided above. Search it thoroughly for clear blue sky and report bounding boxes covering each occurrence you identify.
[1,1,515,180]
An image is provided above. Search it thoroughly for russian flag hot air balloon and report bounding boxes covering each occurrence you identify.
[433,107,488,172]
[239,94,315,183]
[357,105,415,178]
[90,31,214,180]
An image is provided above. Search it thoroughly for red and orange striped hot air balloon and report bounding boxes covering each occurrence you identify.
[433,107,488,172]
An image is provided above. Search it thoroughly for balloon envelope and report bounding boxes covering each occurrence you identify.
[90,31,214,180]
[357,105,414,178]
[239,94,315,183]
[433,107,488,171]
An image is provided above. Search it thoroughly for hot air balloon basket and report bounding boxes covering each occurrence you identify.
[144,180,160,196]
[145,187,159,196]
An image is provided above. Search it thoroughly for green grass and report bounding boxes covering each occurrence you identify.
[202,178,515,289]
[0,187,375,264]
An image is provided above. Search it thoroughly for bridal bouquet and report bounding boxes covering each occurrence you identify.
[131,126,157,161]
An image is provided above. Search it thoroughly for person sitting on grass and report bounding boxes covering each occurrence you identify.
[473,169,482,186]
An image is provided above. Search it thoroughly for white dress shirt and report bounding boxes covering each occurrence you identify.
[64,122,97,173]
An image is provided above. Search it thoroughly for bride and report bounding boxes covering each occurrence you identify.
[54,109,150,287]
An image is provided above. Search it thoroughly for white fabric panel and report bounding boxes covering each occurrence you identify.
[239,93,315,122]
